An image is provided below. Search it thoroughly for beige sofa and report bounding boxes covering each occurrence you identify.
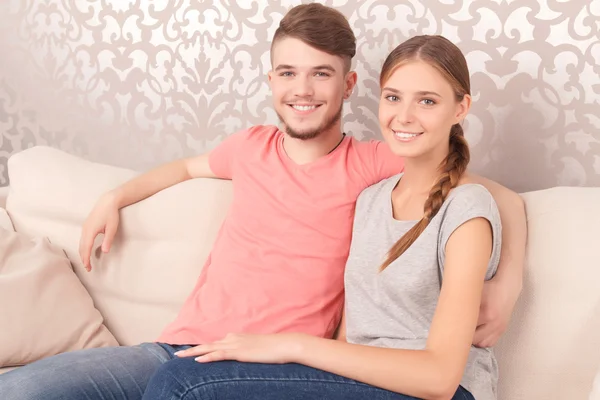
[1,146,599,399]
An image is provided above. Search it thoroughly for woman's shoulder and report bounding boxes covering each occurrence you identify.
[351,174,402,224]
[357,173,402,205]
[446,172,496,206]
[442,182,497,217]
[436,179,501,241]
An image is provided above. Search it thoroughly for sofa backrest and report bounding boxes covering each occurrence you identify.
[494,186,600,399]
[6,146,232,345]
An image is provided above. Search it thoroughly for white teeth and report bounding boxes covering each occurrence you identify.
[393,130,421,139]
[292,105,317,111]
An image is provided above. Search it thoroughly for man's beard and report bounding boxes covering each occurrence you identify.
[277,100,343,140]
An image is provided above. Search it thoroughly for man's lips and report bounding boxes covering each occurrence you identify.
[287,104,322,114]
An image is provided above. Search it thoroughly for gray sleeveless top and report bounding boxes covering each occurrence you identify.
[344,174,502,400]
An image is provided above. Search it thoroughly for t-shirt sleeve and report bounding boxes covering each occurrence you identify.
[207,128,249,179]
[437,185,502,280]
[363,140,405,186]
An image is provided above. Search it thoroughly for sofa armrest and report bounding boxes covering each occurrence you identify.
[0,186,8,209]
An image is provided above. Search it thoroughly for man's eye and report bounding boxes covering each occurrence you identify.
[280,71,294,77]
[315,72,330,77]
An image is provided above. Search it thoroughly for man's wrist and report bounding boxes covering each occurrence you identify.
[493,263,523,286]
[103,189,124,209]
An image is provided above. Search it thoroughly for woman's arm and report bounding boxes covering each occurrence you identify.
[181,217,493,400]
[289,217,493,399]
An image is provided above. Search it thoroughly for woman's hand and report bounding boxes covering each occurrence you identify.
[174,333,308,364]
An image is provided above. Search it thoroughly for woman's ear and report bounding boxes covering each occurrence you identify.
[455,93,472,123]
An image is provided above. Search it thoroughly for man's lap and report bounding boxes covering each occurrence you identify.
[0,342,187,400]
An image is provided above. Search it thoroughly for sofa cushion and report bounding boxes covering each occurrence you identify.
[494,186,600,399]
[5,146,232,345]
[591,368,600,400]
[0,226,118,367]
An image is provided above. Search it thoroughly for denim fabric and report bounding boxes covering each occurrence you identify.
[0,342,190,400]
[143,358,475,400]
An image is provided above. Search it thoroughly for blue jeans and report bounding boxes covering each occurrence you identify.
[0,344,474,399]
[143,358,475,400]
[0,342,191,400]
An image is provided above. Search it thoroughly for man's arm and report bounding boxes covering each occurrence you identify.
[108,154,217,209]
[79,154,219,270]
[469,175,527,347]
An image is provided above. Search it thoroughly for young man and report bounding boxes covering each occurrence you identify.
[0,4,526,399]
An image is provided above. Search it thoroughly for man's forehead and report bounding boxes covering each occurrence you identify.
[271,37,344,70]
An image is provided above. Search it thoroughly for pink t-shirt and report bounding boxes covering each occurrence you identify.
[158,125,404,345]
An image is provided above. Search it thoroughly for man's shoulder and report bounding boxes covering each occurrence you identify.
[346,136,384,152]
[242,124,280,140]
[224,125,280,151]
[356,174,400,208]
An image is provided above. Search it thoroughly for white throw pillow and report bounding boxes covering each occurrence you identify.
[0,227,118,367]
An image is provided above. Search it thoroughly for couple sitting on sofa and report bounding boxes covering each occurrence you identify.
[0,4,527,400]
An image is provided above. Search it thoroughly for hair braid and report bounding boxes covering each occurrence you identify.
[380,124,470,271]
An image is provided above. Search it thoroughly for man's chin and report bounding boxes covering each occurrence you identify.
[284,124,322,140]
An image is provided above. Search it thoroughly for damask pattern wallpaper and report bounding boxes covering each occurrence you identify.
[0,0,598,192]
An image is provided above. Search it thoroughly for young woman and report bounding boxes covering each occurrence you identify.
[143,35,501,400]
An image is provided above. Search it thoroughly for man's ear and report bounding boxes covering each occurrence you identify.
[344,71,358,99]
[268,70,273,82]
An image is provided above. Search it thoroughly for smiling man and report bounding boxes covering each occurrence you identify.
[0,4,526,400]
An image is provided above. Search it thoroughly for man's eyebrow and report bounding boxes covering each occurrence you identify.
[313,64,336,72]
[274,64,337,72]
[381,87,442,97]
[274,64,296,71]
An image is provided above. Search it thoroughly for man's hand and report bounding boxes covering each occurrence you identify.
[79,192,121,271]
[474,277,522,348]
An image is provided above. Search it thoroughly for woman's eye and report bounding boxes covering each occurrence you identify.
[420,99,435,105]
[385,95,399,102]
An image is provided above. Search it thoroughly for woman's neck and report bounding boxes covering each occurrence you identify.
[396,151,447,195]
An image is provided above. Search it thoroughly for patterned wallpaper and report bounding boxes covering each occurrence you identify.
[0,0,598,192]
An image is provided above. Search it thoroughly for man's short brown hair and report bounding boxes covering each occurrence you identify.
[272,4,356,72]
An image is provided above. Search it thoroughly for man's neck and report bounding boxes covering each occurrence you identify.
[282,128,345,165]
